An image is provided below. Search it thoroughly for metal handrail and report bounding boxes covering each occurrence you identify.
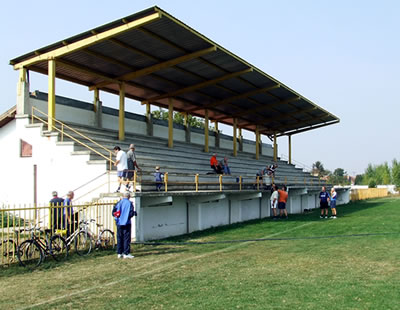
[32,107,115,170]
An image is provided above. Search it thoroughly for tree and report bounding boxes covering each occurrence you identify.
[151,110,207,130]
[312,161,326,177]
[392,159,400,188]
[328,168,350,185]
[354,174,364,185]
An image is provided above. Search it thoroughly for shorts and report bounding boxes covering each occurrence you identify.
[271,200,277,209]
[278,202,286,210]
[117,170,128,178]
[330,200,337,209]
[127,170,134,180]
[320,201,329,209]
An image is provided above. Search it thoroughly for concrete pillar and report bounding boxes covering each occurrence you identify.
[93,88,102,128]
[168,98,173,148]
[16,68,30,115]
[214,121,220,148]
[184,113,191,143]
[146,102,153,136]
[238,128,243,152]
[204,109,209,152]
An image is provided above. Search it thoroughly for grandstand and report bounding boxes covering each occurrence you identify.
[0,6,348,241]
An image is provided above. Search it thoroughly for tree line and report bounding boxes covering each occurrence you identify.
[312,159,400,188]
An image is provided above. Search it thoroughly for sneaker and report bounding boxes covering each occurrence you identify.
[117,254,123,258]
[320,216,324,219]
[123,254,135,259]
[332,216,337,219]
[325,216,328,219]
[115,188,120,193]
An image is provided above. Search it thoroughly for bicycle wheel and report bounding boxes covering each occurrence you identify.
[98,229,115,250]
[50,235,69,261]
[17,240,43,269]
[1,239,17,264]
[74,231,93,256]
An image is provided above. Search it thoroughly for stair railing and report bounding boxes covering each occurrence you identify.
[31,107,115,170]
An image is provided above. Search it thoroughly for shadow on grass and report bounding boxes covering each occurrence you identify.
[133,245,187,258]
[159,199,391,243]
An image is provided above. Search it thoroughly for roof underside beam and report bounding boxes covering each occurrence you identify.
[12,12,162,70]
[276,120,340,137]
[215,96,301,122]
[89,46,217,90]
[186,84,281,113]
[143,68,253,103]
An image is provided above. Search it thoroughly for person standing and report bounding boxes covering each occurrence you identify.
[319,186,330,219]
[126,144,141,191]
[270,185,279,219]
[154,166,164,191]
[113,192,135,259]
[50,191,64,231]
[277,185,289,219]
[330,187,337,219]
[114,146,128,193]
[63,191,74,235]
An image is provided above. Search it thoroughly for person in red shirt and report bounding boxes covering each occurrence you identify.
[210,153,223,174]
[277,185,289,219]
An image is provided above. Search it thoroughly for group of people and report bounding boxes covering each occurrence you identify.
[319,186,338,219]
[49,190,75,234]
[256,163,278,188]
[269,184,289,219]
[114,144,141,193]
[209,154,231,175]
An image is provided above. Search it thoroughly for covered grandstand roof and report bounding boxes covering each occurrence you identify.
[10,6,339,138]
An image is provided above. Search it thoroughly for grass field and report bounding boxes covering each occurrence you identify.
[1,197,399,310]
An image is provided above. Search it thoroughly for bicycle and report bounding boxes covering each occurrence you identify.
[17,224,68,269]
[0,229,24,264]
[60,219,115,255]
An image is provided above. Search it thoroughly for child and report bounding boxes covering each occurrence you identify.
[154,166,164,191]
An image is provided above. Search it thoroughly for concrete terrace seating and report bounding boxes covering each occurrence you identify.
[45,122,321,192]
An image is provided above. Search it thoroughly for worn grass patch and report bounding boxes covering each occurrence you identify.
[1,197,399,310]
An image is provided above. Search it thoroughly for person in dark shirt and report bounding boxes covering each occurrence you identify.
[319,186,331,219]
[50,191,64,231]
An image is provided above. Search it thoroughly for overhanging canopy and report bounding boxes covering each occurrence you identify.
[10,6,339,137]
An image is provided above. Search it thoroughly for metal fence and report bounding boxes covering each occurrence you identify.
[0,201,117,266]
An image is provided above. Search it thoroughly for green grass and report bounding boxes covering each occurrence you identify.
[1,197,399,310]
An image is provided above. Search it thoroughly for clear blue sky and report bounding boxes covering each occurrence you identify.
[1,0,399,175]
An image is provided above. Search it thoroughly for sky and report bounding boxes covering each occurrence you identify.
[0,0,399,175]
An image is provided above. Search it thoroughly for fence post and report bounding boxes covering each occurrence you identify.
[61,123,64,142]
[256,176,260,190]
[219,175,222,191]
[284,176,287,185]
[239,176,242,191]
[195,174,199,192]
[164,172,168,192]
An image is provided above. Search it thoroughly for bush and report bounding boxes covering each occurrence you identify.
[368,179,377,188]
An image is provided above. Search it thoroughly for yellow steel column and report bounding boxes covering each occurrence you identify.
[168,98,173,148]
[233,118,237,157]
[204,109,209,152]
[48,59,56,131]
[118,83,125,141]
[184,112,188,127]
[273,132,277,162]
[214,121,219,133]
[255,126,260,160]
[288,135,292,165]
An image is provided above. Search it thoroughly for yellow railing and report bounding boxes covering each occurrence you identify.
[120,171,328,193]
[0,201,117,266]
[31,107,115,170]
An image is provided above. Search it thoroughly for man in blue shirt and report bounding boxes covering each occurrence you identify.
[319,186,330,219]
[63,191,74,235]
[113,192,136,259]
